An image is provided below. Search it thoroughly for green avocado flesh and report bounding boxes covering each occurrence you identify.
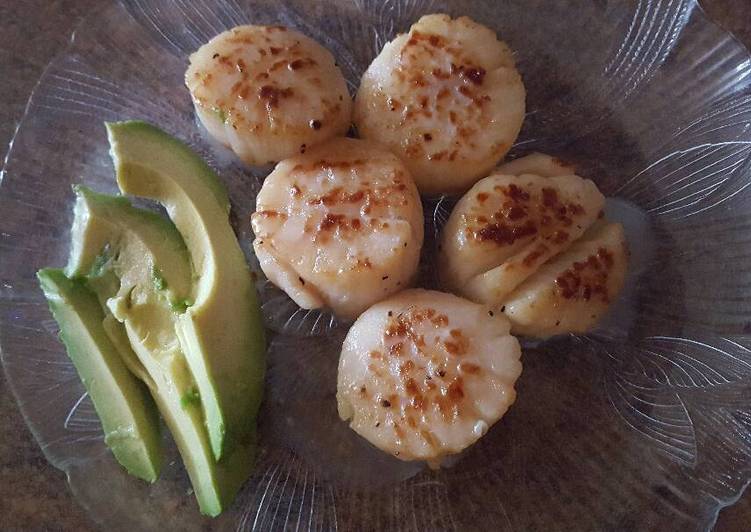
[106,120,266,460]
[36,268,162,483]
[67,187,255,516]
[65,185,192,309]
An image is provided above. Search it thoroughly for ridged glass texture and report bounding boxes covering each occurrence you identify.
[2,0,751,530]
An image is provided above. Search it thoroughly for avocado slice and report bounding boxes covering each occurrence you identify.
[121,304,256,517]
[67,188,255,516]
[36,268,162,483]
[106,121,266,459]
[66,185,192,310]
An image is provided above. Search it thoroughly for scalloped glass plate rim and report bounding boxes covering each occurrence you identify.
[3,0,751,530]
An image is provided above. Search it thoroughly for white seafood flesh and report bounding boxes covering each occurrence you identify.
[251,138,424,320]
[440,171,605,304]
[186,25,352,166]
[354,14,525,195]
[337,289,522,463]
[503,222,628,337]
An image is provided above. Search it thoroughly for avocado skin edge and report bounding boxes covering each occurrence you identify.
[36,268,162,483]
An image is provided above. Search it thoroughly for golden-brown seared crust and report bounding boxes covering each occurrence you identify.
[355,14,525,195]
[251,138,424,319]
[439,172,605,296]
[337,289,522,462]
[502,222,629,338]
[186,25,352,165]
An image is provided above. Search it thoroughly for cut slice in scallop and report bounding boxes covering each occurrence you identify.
[251,138,424,320]
[186,25,351,166]
[440,172,605,304]
[496,152,576,178]
[354,14,525,195]
[337,289,522,465]
[502,222,628,338]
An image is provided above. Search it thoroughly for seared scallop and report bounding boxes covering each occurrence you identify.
[503,222,628,337]
[186,25,352,166]
[337,289,522,464]
[354,14,525,195]
[440,172,605,304]
[251,138,424,320]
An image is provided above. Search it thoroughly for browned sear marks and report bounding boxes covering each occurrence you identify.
[374,306,475,424]
[406,31,445,49]
[258,85,293,108]
[385,308,449,345]
[552,230,569,244]
[379,27,497,166]
[307,185,366,207]
[470,183,586,248]
[463,67,486,85]
[522,243,549,267]
[288,57,317,70]
[399,360,414,375]
[459,362,482,375]
[554,247,615,302]
[296,159,366,174]
[506,205,526,220]
[443,328,469,356]
[477,220,537,246]
[541,187,585,227]
[505,183,530,202]
[318,213,347,232]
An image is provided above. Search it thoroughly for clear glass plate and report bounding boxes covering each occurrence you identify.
[2,0,751,529]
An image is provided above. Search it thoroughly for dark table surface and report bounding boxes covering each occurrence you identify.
[2,1,751,530]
